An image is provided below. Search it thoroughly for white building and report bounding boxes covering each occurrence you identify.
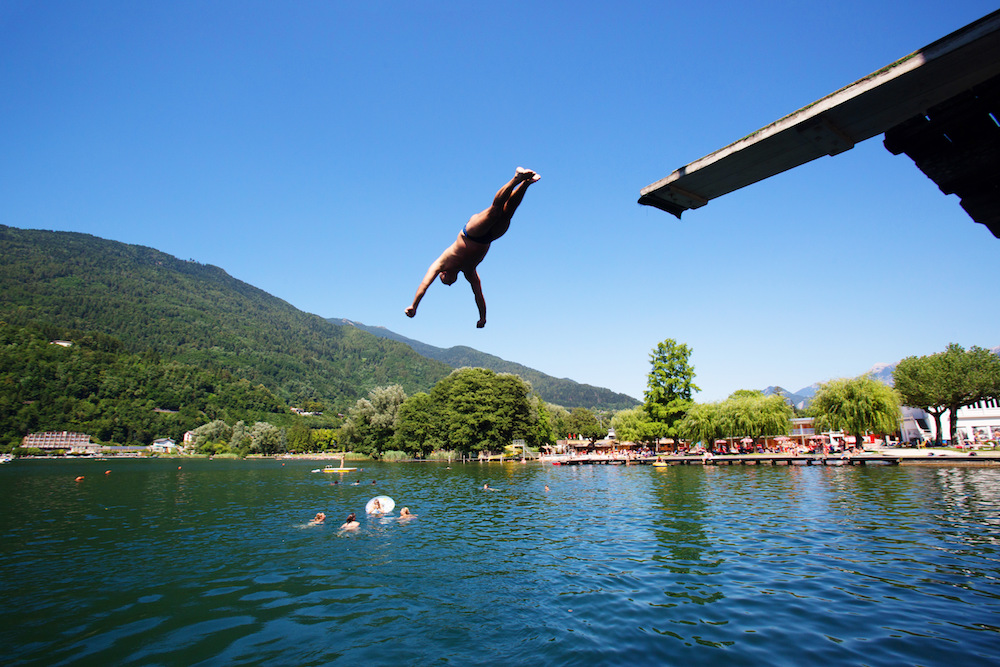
[22,431,100,455]
[900,398,1000,446]
[150,438,178,454]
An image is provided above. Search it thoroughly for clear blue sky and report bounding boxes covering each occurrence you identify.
[2,1,997,403]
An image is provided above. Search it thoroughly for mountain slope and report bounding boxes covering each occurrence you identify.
[330,318,641,411]
[0,225,452,411]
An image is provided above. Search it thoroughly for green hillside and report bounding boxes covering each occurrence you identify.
[0,224,637,450]
[0,225,452,416]
[330,318,640,411]
[0,321,293,447]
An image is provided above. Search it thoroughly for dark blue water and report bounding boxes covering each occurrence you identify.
[1,459,999,665]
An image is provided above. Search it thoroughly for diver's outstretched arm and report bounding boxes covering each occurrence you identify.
[406,261,442,317]
[467,270,486,328]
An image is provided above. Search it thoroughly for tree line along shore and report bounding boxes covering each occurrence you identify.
[8,332,998,460]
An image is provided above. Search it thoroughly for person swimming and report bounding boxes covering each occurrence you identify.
[340,513,359,531]
[309,512,326,525]
[369,498,383,516]
[399,507,415,519]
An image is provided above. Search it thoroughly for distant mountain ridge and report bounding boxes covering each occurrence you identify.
[329,318,641,411]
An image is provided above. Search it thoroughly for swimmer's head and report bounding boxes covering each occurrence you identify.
[439,270,458,285]
[346,513,356,522]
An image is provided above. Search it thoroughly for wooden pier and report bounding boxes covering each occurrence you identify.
[546,453,1000,467]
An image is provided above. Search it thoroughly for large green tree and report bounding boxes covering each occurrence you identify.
[566,407,605,443]
[190,419,231,451]
[392,392,438,457]
[339,384,408,458]
[525,395,556,448]
[894,343,1000,446]
[643,339,699,437]
[428,368,533,455]
[811,377,900,448]
[547,404,571,440]
[249,421,286,455]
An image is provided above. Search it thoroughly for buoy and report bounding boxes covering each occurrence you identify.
[178,466,182,470]
[75,476,84,482]
[105,470,111,475]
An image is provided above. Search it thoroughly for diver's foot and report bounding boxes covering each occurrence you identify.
[516,167,540,182]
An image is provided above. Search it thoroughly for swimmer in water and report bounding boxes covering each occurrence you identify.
[399,507,415,520]
[340,513,359,531]
[369,498,383,516]
[309,512,326,525]
[483,483,491,491]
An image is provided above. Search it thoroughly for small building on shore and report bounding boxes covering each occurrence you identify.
[151,438,178,454]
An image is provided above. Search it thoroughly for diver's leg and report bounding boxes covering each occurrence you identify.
[502,178,533,217]
[466,169,537,237]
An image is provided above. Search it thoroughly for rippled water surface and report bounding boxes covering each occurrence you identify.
[2,459,999,665]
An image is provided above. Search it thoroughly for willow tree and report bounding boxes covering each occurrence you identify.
[811,377,900,447]
[894,344,1000,446]
[644,339,699,437]
[677,402,726,450]
[612,406,664,445]
[719,390,792,445]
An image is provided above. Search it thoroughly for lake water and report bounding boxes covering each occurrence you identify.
[1,459,999,666]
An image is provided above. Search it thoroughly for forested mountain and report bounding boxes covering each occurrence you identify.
[0,225,452,416]
[1,224,635,446]
[330,318,641,411]
[1,321,292,447]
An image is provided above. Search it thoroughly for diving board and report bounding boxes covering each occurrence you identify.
[639,9,1000,237]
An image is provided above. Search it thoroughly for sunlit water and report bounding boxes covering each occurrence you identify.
[1,459,999,665]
